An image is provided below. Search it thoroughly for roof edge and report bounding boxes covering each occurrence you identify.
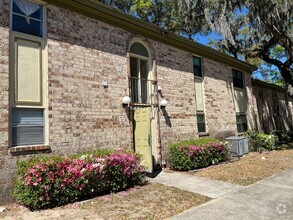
[45,0,257,72]
[252,79,287,92]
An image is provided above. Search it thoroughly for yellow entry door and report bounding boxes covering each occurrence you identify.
[134,107,153,173]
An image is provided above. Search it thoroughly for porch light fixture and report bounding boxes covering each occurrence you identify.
[122,96,131,108]
[157,86,162,92]
[160,99,167,109]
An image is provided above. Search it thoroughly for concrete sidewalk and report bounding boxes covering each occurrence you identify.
[169,169,293,220]
[148,171,243,198]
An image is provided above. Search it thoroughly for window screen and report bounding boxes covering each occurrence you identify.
[12,108,44,146]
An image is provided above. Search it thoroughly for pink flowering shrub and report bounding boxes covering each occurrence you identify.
[13,150,145,210]
[169,138,229,171]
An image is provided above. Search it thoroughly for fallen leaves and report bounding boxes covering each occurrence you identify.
[193,150,293,186]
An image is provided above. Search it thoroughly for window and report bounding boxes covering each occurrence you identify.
[236,114,247,133]
[193,56,202,77]
[10,0,46,147]
[233,69,246,133]
[12,108,44,146]
[11,0,44,37]
[232,69,243,88]
[197,114,206,133]
[194,61,206,133]
[130,42,149,57]
[130,42,150,104]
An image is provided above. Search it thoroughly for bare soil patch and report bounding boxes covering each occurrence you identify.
[193,149,293,186]
[80,183,210,219]
[0,183,210,220]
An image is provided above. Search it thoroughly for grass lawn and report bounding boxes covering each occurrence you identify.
[193,149,293,186]
[0,183,210,220]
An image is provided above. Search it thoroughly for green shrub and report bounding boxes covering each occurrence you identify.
[270,130,293,143]
[257,134,278,151]
[244,129,260,151]
[13,150,145,210]
[170,137,220,148]
[244,129,278,151]
[169,138,229,171]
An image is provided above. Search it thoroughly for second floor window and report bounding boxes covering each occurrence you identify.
[232,69,243,88]
[130,42,151,104]
[193,56,202,77]
[11,0,44,37]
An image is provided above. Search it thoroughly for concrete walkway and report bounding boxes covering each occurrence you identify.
[164,169,293,220]
[149,171,243,198]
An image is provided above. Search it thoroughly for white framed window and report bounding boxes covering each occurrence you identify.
[129,42,151,104]
[11,0,44,37]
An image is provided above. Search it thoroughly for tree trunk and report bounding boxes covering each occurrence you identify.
[279,68,293,97]
[262,56,293,97]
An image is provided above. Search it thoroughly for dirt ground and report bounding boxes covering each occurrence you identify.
[193,149,293,185]
[0,183,210,220]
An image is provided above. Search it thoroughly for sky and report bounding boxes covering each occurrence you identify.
[194,33,265,80]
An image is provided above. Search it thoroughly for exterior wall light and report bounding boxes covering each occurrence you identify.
[122,96,131,108]
[160,99,167,109]
[157,86,162,92]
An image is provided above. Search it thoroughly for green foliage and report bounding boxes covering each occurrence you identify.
[96,0,292,93]
[270,130,293,143]
[170,137,220,148]
[244,129,279,151]
[69,149,114,159]
[93,0,136,12]
[169,138,229,171]
[13,150,145,210]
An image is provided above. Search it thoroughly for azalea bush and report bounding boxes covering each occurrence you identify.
[13,150,145,210]
[169,138,229,171]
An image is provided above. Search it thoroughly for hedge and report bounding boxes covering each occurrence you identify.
[169,138,229,171]
[13,150,145,210]
[244,129,279,151]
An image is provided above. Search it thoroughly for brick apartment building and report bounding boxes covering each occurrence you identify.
[0,0,292,203]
